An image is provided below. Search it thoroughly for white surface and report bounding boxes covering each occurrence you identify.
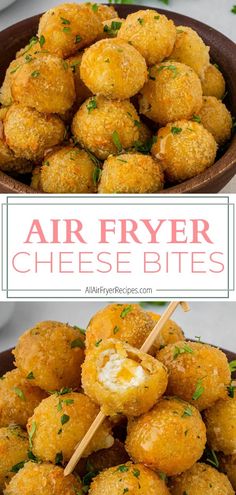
[0,301,235,352]
[0,0,235,192]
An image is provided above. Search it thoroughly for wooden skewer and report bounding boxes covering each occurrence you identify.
[64,301,189,476]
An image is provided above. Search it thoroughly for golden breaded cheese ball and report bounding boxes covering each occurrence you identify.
[139,61,202,125]
[148,312,185,350]
[151,120,217,183]
[0,138,32,174]
[98,153,164,193]
[0,426,29,491]
[89,462,170,495]
[0,369,46,428]
[199,96,232,145]
[220,454,236,490]
[171,26,210,78]
[126,397,206,476]
[13,320,85,391]
[40,146,98,194]
[169,462,234,495]
[76,439,129,477]
[118,9,176,66]
[201,63,226,99]
[37,3,103,59]
[157,341,231,411]
[80,39,147,99]
[66,52,92,106]
[27,392,114,462]
[86,303,155,351]
[11,54,75,114]
[82,338,168,417]
[72,96,140,160]
[3,461,82,495]
[204,395,236,454]
[4,105,65,162]
[0,57,24,107]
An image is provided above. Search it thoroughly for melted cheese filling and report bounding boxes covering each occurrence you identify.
[98,349,147,392]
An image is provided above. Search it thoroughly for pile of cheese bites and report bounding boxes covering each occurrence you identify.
[0,304,235,494]
[0,3,233,193]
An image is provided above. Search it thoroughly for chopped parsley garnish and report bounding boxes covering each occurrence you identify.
[55,452,63,465]
[173,344,193,359]
[104,20,122,36]
[231,5,236,13]
[63,61,69,70]
[112,130,122,152]
[148,68,156,80]
[39,35,45,47]
[63,26,71,33]
[120,305,132,318]
[61,17,71,24]
[192,115,201,123]
[61,414,70,425]
[159,472,167,481]
[26,371,35,380]
[154,15,160,20]
[171,126,182,135]
[10,461,25,473]
[71,337,85,349]
[75,35,82,44]
[117,465,129,472]
[87,97,97,113]
[93,166,102,185]
[134,119,141,127]
[13,387,26,401]
[28,450,38,462]
[113,326,120,334]
[182,406,193,417]
[29,421,37,449]
[123,489,129,494]
[57,398,74,412]
[157,64,178,78]
[229,360,236,373]
[70,61,80,73]
[95,339,102,347]
[10,65,21,74]
[206,449,219,468]
[55,387,73,396]
[31,70,40,78]
[133,468,140,478]
[138,17,144,25]
[228,382,235,398]
[92,3,99,11]
[192,378,205,401]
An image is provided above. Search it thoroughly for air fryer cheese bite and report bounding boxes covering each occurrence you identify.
[82,338,168,417]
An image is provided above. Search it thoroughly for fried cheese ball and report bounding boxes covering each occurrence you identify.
[201,63,226,99]
[0,57,24,107]
[13,320,86,391]
[0,426,29,492]
[86,303,155,350]
[204,395,236,454]
[89,462,170,495]
[0,369,46,428]
[157,341,231,411]
[67,52,92,106]
[171,26,210,78]
[76,439,129,477]
[148,312,185,350]
[220,454,236,490]
[139,61,202,125]
[118,9,176,66]
[98,153,164,193]
[151,120,217,183]
[40,146,97,194]
[27,392,114,462]
[126,397,206,476]
[82,338,168,417]
[198,96,232,145]
[37,3,103,59]
[4,105,65,162]
[0,138,32,174]
[169,462,234,495]
[3,461,82,495]
[11,54,75,114]
[80,39,147,99]
[72,96,140,160]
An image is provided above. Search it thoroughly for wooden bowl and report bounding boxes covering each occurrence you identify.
[0,5,236,194]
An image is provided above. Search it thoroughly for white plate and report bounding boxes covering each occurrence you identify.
[0,0,16,11]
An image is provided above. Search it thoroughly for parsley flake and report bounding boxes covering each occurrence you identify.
[39,35,46,47]
[171,126,182,135]
[26,371,35,380]
[61,414,70,425]
[29,421,37,449]
[71,338,85,349]
[117,465,129,472]
[231,5,236,13]
[229,360,236,373]
[55,452,63,465]
[75,35,82,44]
[138,17,144,25]
[93,166,102,185]
[95,339,102,347]
[192,378,205,401]
[120,305,132,318]
[87,97,97,113]
[192,115,201,123]
[173,344,193,359]
[112,130,122,152]
[31,70,40,78]
[11,461,25,473]
[13,387,26,401]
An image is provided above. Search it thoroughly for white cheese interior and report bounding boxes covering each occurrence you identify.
[98,349,147,392]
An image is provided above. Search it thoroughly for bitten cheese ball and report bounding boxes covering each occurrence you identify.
[89,462,170,495]
[148,312,185,350]
[0,369,46,428]
[27,392,114,462]
[199,96,232,145]
[11,54,75,114]
[3,461,82,495]
[86,303,155,351]
[171,26,210,78]
[204,395,236,454]
[82,338,168,417]
[67,52,92,106]
[139,61,202,125]
[169,462,234,495]
[38,3,103,59]
[220,454,236,490]
[76,439,129,477]
[157,341,231,411]
[40,146,98,194]
[80,39,147,99]
[126,397,206,476]
[98,153,164,193]
[201,63,226,99]
[0,138,32,174]
[0,426,29,492]
[4,105,65,162]
[13,320,86,391]
[118,9,176,66]
[151,120,217,183]
[72,96,140,160]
